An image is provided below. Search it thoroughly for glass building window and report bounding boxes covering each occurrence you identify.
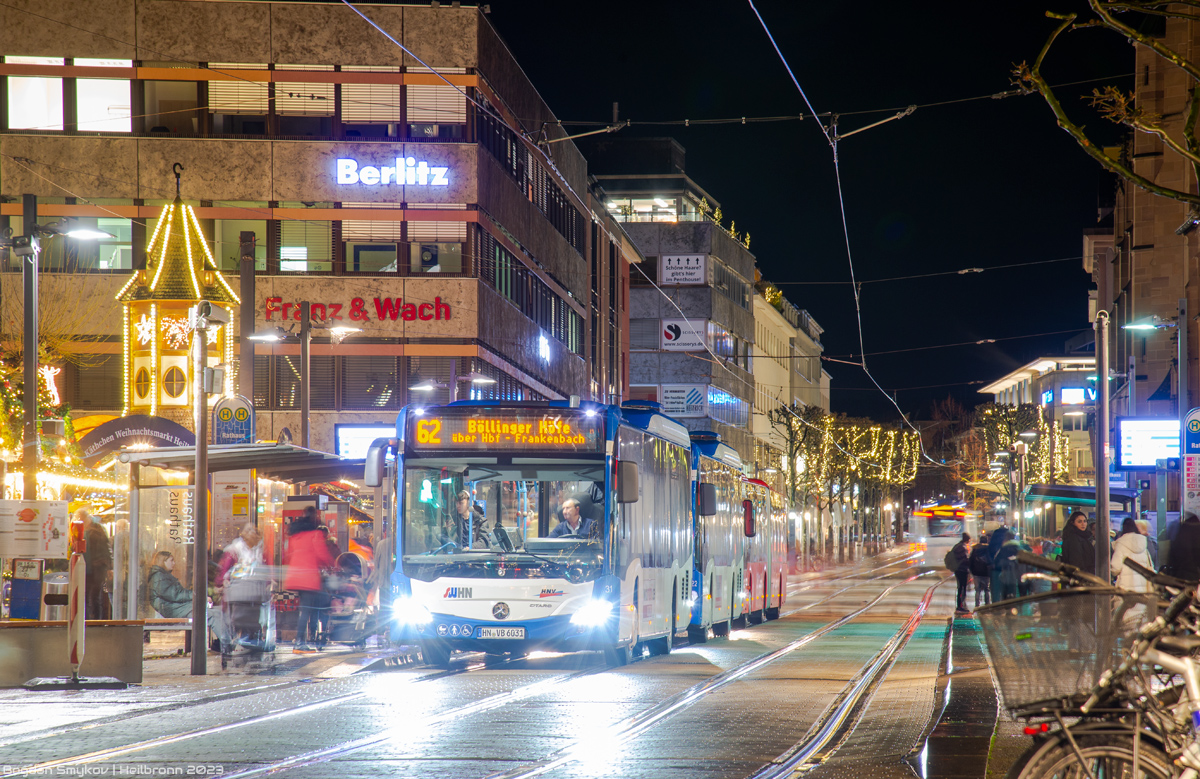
[274,355,334,409]
[278,219,332,272]
[6,56,64,131]
[406,67,466,139]
[66,355,121,409]
[408,218,465,274]
[275,63,334,136]
[341,215,401,273]
[143,80,199,134]
[342,65,400,138]
[213,219,267,271]
[77,78,130,132]
[342,356,401,409]
[207,62,268,135]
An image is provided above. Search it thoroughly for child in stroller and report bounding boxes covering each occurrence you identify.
[324,552,376,649]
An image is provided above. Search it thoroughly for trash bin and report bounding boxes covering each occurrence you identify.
[41,573,69,621]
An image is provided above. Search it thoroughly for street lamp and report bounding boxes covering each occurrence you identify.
[2,202,114,499]
[248,302,361,449]
[1122,299,1188,562]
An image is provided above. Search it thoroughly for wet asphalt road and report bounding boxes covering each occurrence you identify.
[0,553,995,779]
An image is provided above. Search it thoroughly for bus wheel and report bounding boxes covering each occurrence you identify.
[603,641,633,667]
[687,624,709,644]
[422,641,452,669]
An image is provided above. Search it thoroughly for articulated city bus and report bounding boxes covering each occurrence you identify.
[687,432,747,640]
[365,399,696,667]
[743,477,789,622]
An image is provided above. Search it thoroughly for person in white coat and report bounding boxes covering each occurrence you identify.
[1111,517,1154,593]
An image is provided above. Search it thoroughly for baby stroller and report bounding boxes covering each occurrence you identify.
[221,561,275,668]
[322,552,377,650]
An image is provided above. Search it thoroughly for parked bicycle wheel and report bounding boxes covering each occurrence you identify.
[1010,732,1173,779]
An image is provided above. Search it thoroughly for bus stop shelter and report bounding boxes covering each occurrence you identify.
[115,443,367,621]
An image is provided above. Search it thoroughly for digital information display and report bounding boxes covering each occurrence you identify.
[408,411,603,452]
[335,424,396,460]
[1116,417,1180,470]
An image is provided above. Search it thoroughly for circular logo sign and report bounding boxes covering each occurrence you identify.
[219,408,233,421]
[1189,419,1200,433]
[436,624,448,637]
[492,602,510,620]
[450,624,461,636]
[461,624,473,636]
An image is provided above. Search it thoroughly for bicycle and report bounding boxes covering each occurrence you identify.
[977,551,1200,779]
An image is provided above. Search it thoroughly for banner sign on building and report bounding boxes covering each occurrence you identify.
[661,319,707,351]
[660,384,708,418]
[660,255,707,285]
[0,500,69,558]
[77,415,195,466]
[213,395,255,445]
[1184,408,1200,520]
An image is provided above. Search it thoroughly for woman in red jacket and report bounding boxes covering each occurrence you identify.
[284,507,335,652]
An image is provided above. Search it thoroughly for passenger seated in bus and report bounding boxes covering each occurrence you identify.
[549,497,595,538]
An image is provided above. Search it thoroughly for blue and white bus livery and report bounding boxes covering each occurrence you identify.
[365,400,694,668]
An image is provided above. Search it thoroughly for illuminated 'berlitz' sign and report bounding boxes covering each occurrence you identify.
[336,157,449,186]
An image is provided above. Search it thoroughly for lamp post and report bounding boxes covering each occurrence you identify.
[249,304,360,449]
[1122,302,1187,566]
[2,195,113,498]
[187,300,230,675]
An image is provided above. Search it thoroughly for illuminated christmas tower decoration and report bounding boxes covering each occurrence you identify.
[116,170,239,426]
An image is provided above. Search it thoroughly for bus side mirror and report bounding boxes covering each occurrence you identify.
[698,483,717,517]
[743,499,756,538]
[363,438,397,487]
[617,460,640,503]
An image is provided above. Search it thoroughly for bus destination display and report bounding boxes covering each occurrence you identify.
[409,412,602,452]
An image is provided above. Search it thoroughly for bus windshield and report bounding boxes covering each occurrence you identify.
[401,457,607,578]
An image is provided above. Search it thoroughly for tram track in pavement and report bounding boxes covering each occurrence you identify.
[0,554,916,755]
[0,651,523,776]
[2,561,929,778]
[182,569,936,779]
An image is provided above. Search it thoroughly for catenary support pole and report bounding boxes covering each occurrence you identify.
[300,301,310,449]
[22,194,38,500]
[1096,310,1111,583]
[239,232,255,402]
[191,311,209,675]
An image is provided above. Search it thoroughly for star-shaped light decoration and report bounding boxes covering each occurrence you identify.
[161,317,192,350]
[135,314,155,346]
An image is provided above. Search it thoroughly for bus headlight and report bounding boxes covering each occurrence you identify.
[392,598,433,626]
[570,599,614,627]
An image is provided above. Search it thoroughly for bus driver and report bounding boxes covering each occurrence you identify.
[549,497,595,538]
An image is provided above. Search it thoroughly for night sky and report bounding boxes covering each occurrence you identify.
[486,1,1132,421]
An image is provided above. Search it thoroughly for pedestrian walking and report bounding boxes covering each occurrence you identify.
[1060,512,1097,574]
[987,525,1010,601]
[951,532,971,613]
[1060,511,1097,655]
[79,509,112,620]
[220,523,269,652]
[969,532,992,608]
[284,507,335,653]
[1134,519,1158,566]
[1111,517,1154,593]
[1167,513,1200,581]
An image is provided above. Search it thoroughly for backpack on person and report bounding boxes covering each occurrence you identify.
[944,547,959,572]
[968,546,991,577]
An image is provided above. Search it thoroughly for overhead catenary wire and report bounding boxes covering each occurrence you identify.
[747,0,947,466]
[536,73,1134,129]
[633,264,904,474]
